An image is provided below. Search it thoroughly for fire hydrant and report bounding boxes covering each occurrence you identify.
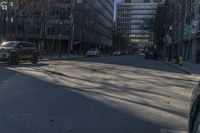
[178,56,183,66]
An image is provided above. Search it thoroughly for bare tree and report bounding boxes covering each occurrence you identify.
[11,0,56,53]
[10,0,54,38]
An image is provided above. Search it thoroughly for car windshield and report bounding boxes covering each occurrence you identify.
[1,42,16,48]
[90,48,97,51]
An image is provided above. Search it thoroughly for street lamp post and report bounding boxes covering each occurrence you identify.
[59,21,63,58]
[75,0,84,55]
[79,30,82,55]
[179,0,185,58]
[41,11,46,54]
[1,1,8,39]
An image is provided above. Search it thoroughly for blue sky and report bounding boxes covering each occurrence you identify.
[114,0,122,21]
[114,0,122,11]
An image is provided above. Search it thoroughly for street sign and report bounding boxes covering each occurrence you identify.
[163,34,172,47]
[191,20,198,34]
[192,27,197,34]
[193,21,198,26]
[0,1,7,10]
[185,25,192,36]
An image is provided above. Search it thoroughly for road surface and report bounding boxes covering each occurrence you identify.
[0,55,198,133]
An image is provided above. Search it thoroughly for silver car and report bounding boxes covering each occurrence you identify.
[86,48,100,58]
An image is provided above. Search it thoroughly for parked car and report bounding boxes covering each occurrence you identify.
[86,48,100,58]
[113,51,121,56]
[138,49,145,55]
[121,50,129,55]
[145,48,159,60]
[0,41,39,65]
[189,81,200,133]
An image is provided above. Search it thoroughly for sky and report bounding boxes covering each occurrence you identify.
[114,0,122,21]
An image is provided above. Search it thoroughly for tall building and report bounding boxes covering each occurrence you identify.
[173,0,200,63]
[74,0,114,53]
[0,0,114,54]
[184,0,200,63]
[116,0,161,50]
[0,0,72,50]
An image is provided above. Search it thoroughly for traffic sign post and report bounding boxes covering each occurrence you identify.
[185,25,192,36]
[192,20,198,34]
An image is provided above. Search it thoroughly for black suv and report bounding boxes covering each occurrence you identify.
[145,48,159,60]
[0,41,39,65]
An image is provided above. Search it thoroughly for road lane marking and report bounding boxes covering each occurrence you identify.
[161,129,186,133]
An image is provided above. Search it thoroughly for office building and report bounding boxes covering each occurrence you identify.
[117,0,160,49]
[184,0,200,63]
[0,0,114,53]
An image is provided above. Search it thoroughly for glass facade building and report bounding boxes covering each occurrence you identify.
[74,0,114,49]
[183,0,200,62]
[0,0,114,52]
[0,0,72,50]
[117,1,159,48]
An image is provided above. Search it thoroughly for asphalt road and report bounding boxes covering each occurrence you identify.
[0,55,198,133]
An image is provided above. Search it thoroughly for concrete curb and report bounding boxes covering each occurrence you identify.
[39,56,83,61]
[162,61,192,75]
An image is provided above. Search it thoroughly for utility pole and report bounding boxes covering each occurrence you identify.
[69,0,76,57]
[41,10,46,54]
[74,0,84,55]
[1,0,8,39]
[59,21,62,58]
[179,0,185,57]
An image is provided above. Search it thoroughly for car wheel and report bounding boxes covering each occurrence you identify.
[32,53,38,64]
[192,111,200,133]
[8,53,18,65]
[15,56,19,64]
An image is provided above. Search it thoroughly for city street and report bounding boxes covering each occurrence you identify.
[0,55,198,133]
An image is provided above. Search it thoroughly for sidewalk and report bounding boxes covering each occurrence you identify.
[40,54,83,61]
[163,61,200,76]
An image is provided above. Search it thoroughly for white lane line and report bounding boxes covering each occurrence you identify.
[161,129,187,133]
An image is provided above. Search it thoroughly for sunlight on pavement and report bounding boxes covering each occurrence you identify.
[8,60,199,131]
[160,129,186,133]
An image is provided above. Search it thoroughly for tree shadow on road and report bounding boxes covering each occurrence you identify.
[0,68,162,133]
[0,61,48,68]
[8,65,195,132]
[1,55,197,132]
